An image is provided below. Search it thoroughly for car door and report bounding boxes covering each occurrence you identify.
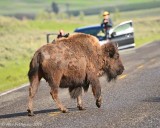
[109,20,135,49]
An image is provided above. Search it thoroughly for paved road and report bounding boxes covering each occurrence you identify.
[0,41,160,128]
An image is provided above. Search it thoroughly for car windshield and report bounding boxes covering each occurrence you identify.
[75,26,106,41]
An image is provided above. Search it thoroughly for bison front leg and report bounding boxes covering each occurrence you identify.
[77,95,85,110]
[91,79,102,108]
[49,71,68,113]
[50,87,68,113]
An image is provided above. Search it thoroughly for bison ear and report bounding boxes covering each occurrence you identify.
[113,42,119,48]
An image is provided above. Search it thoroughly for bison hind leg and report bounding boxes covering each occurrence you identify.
[69,86,82,99]
[27,73,41,116]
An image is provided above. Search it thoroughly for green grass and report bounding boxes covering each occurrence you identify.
[28,19,87,32]
[134,17,160,47]
[0,60,28,92]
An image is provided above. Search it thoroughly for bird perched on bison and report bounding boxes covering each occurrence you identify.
[27,33,124,116]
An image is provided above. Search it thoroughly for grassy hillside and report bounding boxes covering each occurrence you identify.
[0,0,159,16]
[68,1,160,16]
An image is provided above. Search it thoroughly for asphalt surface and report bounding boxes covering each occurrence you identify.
[0,41,160,128]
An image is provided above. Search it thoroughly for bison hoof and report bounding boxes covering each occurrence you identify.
[61,108,68,113]
[27,109,34,116]
[77,105,86,111]
[96,99,102,108]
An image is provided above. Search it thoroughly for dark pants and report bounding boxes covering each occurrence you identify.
[105,30,109,40]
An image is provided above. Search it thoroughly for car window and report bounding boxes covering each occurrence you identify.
[113,23,133,36]
[97,30,105,37]
[97,30,106,41]
[75,27,106,41]
[77,28,101,36]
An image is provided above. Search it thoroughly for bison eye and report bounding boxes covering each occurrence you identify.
[108,50,114,58]
[109,52,114,58]
[107,48,115,58]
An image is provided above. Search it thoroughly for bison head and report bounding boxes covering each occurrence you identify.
[101,42,124,82]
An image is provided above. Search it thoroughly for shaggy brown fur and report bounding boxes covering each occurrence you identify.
[27,33,124,116]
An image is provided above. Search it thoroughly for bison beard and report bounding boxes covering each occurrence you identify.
[27,33,124,116]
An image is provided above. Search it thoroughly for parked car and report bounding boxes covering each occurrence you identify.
[74,20,135,50]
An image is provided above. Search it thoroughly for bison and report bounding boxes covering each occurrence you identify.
[27,33,124,116]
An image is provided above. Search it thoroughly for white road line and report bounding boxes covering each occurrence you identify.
[0,79,46,97]
[0,83,29,97]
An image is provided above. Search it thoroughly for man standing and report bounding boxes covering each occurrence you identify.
[57,29,69,39]
[101,11,113,40]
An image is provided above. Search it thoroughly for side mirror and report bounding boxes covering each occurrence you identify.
[111,32,116,38]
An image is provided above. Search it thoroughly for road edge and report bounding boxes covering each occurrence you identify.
[0,83,29,97]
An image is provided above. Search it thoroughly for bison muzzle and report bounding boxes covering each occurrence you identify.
[27,33,124,116]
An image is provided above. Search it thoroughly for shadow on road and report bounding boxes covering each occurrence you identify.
[143,97,160,102]
[0,109,58,119]
[0,107,80,119]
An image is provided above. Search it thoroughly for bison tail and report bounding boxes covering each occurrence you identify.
[69,86,82,99]
[28,53,40,81]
